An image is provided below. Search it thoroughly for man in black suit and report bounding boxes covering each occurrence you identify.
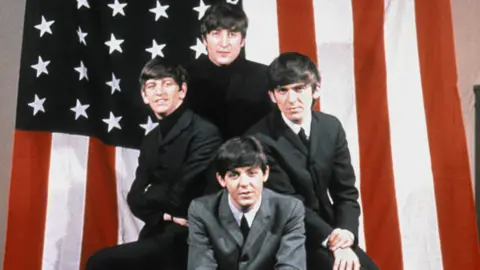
[86,58,222,270]
[247,52,378,270]
[185,3,272,140]
[188,136,306,270]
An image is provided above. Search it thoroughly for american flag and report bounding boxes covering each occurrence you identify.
[4,0,480,270]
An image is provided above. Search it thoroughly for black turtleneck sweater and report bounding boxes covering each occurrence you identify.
[185,55,273,140]
[156,103,186,139]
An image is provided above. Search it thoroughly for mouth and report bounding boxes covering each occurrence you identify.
[154,99,168,105]
[287,107,302,113]
[239,191,252,197]
[217,51,230,57]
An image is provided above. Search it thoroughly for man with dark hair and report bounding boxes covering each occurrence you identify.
[187,136,306,270]
[185,3,272,140]
[86,57,222,270]
[247,52,378,270]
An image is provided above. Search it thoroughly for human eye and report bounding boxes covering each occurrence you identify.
[227,171,239,179]
[276,88,288,95]
[229,31,240,38]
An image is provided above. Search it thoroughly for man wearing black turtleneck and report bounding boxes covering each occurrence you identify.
[86,58,222,270]
[185,3,272,140]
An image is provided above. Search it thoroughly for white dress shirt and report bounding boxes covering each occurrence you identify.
[281,111,312,139]
[228,195,262,227]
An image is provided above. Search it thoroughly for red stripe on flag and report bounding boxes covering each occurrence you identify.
[3,131,52,270]
[79,138,118,269]
[415,1,480,268]
[351,1,404,269]
[276,0,320,110]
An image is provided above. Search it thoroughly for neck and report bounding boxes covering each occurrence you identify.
[155,101,183,120]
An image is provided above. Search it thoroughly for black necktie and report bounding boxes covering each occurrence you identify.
[298,128,309,148]
[240,215,250,241]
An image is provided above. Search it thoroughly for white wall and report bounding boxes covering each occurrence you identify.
[451,0,480,183]
[0,0,26,267]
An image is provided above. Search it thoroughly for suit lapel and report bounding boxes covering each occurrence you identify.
[241,190,272,256]
[270,110,308,155]
[309,113,327,160]
[218,191,243,248]
[160,109,194,146]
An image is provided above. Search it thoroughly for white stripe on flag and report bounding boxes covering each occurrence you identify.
[243,0,280,65]
[42,133,89,270]
[313,0,366,250]
[115,147,143,244]
[383,0,443,268]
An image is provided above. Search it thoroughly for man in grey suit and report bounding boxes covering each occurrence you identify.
[187,136,306,270]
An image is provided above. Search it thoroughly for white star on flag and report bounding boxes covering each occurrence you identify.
[108,0,127,17]
[193,0,210,20]
[76,0,90,9]
[103,112,122,132]
[140,116,159,135]
[77,27,87,45]
[74,61,88,81]
[150,1,169,21]
[34,16,54,37]
[31,56,50,77]
[226,0,239,4]
[145,40,166,59]
[105,33,124,54]
[28,94,46,116]
[106,73,121,94]
[190,38,207,59]
[70,99,89,120]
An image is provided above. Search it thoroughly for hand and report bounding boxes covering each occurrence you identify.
[333,247,360,270]
[163,213,172,221]
[329,228,354,251]
[172,217,188,227]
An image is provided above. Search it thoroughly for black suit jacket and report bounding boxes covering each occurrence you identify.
[126,109,222,238]
[185,56,273,139]
[247,110,360,244]
[188,188,306,270]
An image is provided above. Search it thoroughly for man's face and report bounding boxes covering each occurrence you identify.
[217,165,269,211]
[269,82,320,124]
[141,77,186,119]
[203,29,245,66]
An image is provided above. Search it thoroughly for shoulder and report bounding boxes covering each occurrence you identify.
[313,111,343,128]
[243,58,268,70]
[245,113,273,135]
[264,188,304,213]
[190,111,222,136]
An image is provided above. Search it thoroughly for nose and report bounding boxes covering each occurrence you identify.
[219,32,229,47]
[286,89,298,103]
[238,174,250,187]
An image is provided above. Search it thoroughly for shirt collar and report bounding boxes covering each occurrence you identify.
[281,111,312,138]
[228,194,262,227]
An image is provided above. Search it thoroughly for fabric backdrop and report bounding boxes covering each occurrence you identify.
[4,0,479,269]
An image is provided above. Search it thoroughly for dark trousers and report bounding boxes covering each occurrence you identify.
[86,223,188,270]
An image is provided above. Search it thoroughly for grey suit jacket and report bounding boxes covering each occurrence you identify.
[187,188,306,270]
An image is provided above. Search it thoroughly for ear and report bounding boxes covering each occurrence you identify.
[240,37,245,48]
[202,36,208,47]
[216,173,226,188]
[312,84,321,99]
[179,83,187,99]
[141,89,149,104]
[262,166,270,183]
[268,90,277,104]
